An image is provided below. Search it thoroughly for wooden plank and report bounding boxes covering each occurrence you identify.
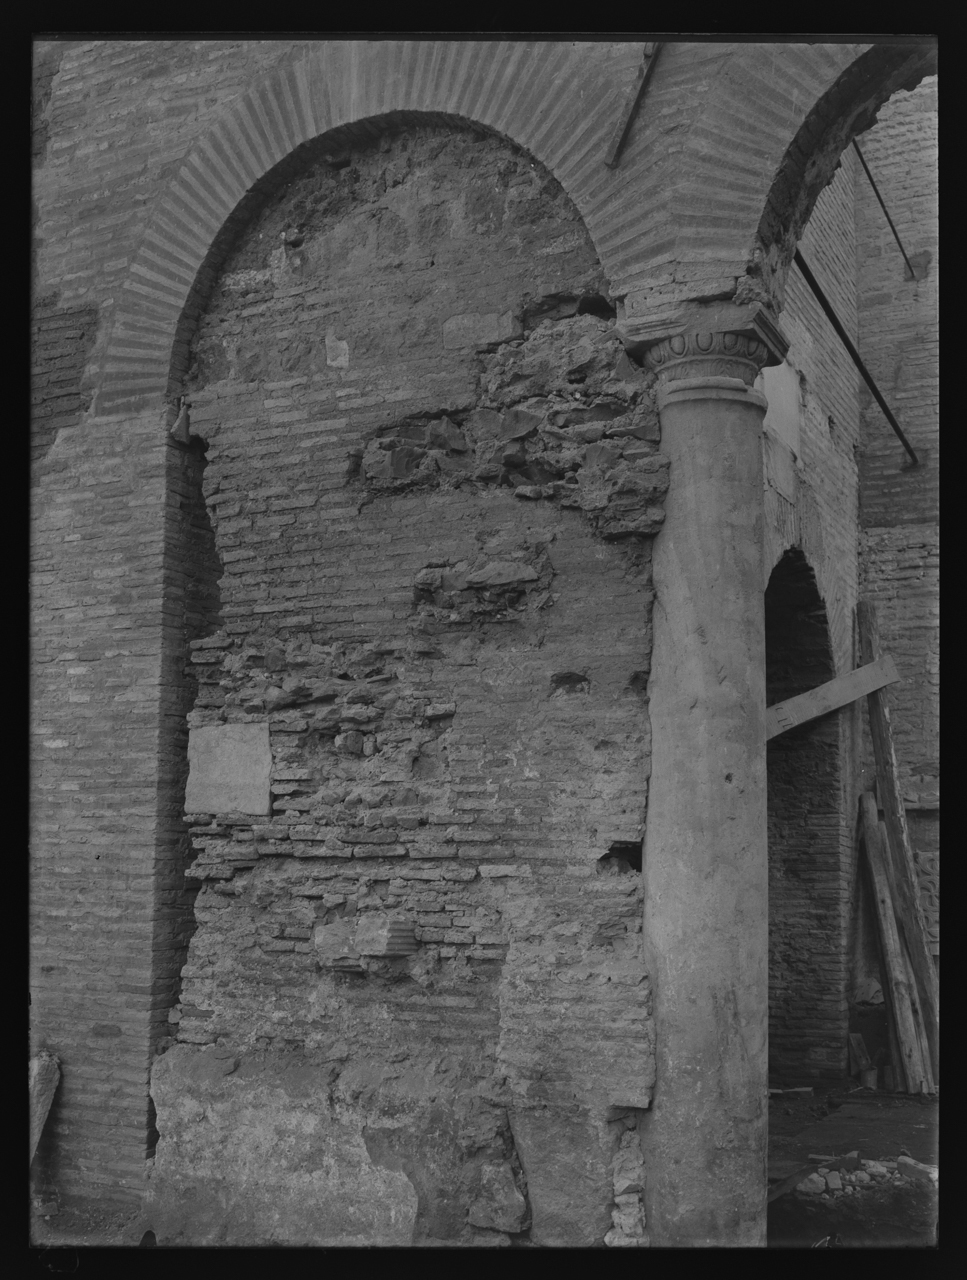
[894,901,936,1095]
[905,968,936,1096]
[855,808,906,1090]
[875,809,934,1093]
[848,1032,873,1074]
[766,655,899,739]
[857,601,939,1083]
[883,962,905,1093]
[603,43,663,168]
[860,794,928,1093]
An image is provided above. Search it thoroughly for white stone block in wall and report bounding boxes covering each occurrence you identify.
[185,723,272,815]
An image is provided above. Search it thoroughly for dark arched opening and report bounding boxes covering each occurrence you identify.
[754,40,937,312]
[766,548,848,1083]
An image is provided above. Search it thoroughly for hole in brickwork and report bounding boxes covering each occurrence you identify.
[550,671,590,696]
[625,670,649,699]
[576,293,617,320]
[598,841,642,874]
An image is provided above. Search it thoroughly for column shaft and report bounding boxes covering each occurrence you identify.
[640,333,770,1246]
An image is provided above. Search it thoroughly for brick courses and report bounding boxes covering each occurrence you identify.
[31,38,937,1232]
[760,153,862,1081]
[162,128,659,1181]
[39,39,909,414]
[855,78,938,949]
[31,414,169,1205]
[766,551,846,1078]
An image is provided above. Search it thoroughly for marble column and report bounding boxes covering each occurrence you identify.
[637,323,773,1245]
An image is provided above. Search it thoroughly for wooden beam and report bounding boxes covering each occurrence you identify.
[765,655,899,740]
[860,795,929,1093]
[603,43,663,168]
[857,601,939,1083]
[898,921,936,1094]
[858,817,906,1092]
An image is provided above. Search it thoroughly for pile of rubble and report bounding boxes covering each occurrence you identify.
[796,1153,938,1199]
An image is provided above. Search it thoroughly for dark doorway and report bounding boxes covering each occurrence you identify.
[766,549,848,1083]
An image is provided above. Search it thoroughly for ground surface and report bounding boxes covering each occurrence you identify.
[767,1086,939,1248]
[29,1087,939,1248]
[29,1202,143,1249]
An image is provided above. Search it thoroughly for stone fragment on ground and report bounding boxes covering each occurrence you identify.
[896,1155,938,1184]
[792,1149,937,1201]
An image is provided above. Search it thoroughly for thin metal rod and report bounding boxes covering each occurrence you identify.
[603,43,663,169]
[852,140,917,280]
[794,250,919,466]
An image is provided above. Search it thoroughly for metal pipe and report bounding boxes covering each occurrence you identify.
[852,140,917,280]
[793,249,919,467]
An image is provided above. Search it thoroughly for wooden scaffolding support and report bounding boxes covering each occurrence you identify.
[853,601,938,1093]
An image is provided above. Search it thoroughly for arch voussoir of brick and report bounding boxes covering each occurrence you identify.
[96,39,935,416]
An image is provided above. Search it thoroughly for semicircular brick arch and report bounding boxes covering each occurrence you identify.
[100,39,643,414]
[756,41,937,308]
[98,38,932,415]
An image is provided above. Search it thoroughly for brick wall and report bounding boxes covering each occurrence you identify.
[30,36,927,1231]
[31,297,98,473]
[47,39,891,415]
[32,43,97,475]
[772,146,860,673]
[761,152,862,1081]
[855,78,938,953]
[30,38,274,1206]
[142,122,663,1246]
[30,415,169,1205]
[765,551,844,1079]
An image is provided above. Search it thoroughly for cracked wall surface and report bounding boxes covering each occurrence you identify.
[147,123,662,1246]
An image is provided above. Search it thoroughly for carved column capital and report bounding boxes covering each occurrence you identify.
[643,329,770,414]
[620,300,786,413]
[644,329,771,388]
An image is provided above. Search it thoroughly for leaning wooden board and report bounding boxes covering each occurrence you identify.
[857,601,939,1083]
[861,794,931,1094]
[766,655,899,740]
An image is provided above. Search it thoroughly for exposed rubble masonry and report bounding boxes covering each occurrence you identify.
[146,124,663,1247]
